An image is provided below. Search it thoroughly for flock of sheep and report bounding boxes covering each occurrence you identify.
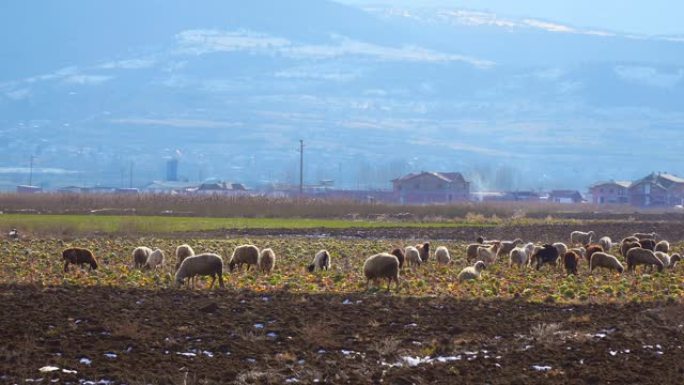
[58,230,680,292]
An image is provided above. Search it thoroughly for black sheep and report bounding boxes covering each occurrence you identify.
[532,244,559,270]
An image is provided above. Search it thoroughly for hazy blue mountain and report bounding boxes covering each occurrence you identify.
[0,1,682,191]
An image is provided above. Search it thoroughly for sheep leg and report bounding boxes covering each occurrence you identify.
[218,274,225,288]
[63,262,70,273]
[209,275,216,289]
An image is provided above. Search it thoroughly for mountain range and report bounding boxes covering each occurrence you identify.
[1,0,682,191]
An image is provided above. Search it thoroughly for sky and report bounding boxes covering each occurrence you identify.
[336,0,684,37]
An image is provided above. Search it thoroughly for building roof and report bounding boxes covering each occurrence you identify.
[590,180,631,189]
[392,171,466,184]
[549,190,583,198]
[630,172,684,190]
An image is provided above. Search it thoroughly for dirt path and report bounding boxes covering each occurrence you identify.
[1,285,683,384]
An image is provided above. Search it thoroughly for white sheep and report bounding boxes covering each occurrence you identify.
[435,246,451,265]
[655,240,670,253]
[308,249,331,272]
[633,232,658,241]
[570,230,595,245]
[258,248,276,274]
[404,246,422,267]
[175,244,195,270]
[509,246,529,269]
[598,237,612,253]
[175,253,224,289]
[229,244,260,272]
[626,248,664,273]
[144,248,165,270]
[132,246,153,269]
[363,253,400,291]
[458,261,486,281]
[654,251,671,269]
[552,242,568,259]
[589,252,624,274]
[477,244,499,266]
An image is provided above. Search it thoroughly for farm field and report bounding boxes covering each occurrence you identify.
[1,223,684,384]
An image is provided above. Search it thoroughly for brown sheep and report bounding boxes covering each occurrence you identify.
[415,242,430,262]
[584,243,604,264]
[639,239,657,251]
[563,251,580,276]
[390,248,405,269]
[63,247,98,272]
[620,240,642,257]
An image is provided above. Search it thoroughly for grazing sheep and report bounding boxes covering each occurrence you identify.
[531,244,559,270]
[390,248,405,269]
[477,243,500,266]
[626,248,664,273]
[308,249,331,272]
[229,244,260,272]
[620,240,642,257]
[598,237,613,253]
[258,248,276,274]
[654,251,671,269]
[175,253,224,289]
[584,244,604,264]
[144,248,165,270]
[466,243,481,263]
[670,253,682,269]
[639,239,657,251]
[571,247,586,260]
[523,242,536,257]
[622,236,640,244]
[552,242,568,259]
[633,232,658,241]
[509,246,529,269]
[497,238,524,258]
[415,242,430,262]
[589,252,624,274]
[435,246,451,265]
[175,244,195,270]
[655,240,670,253]
[404,246,421,267]
[563,251,581,275]
[363,253,400,291]
[570,231,595,245]
[132,246,153,269]
[458,261,486,281]
[62,247,98,272]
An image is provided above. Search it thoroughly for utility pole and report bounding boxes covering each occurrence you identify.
[299,139,304,194]
[129,161,134,188]
[28,155,35,186]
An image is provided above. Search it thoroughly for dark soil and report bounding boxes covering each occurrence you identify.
[2,285,683,384]
[220,221,682,243]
